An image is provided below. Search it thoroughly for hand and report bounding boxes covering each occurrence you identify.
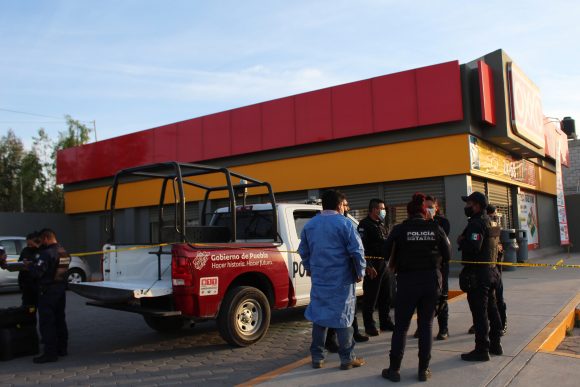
[457,234,465,244]
[365,266,378,280]
[356,276,363,283]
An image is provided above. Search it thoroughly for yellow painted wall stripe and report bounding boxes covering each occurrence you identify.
[63,134,557,214]
[64,134,472,214]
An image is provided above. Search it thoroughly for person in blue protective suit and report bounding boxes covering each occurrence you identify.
[298,189,367,370]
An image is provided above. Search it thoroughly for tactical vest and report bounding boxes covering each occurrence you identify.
[53,245,71,283]
[464,216,500,267]
[395,218,443,273]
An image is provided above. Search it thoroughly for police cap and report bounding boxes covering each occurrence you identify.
[461,191,488,209]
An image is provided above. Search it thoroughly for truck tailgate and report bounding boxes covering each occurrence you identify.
[69,280,172,303]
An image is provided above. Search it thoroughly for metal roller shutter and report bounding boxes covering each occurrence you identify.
[471,178,486,194]
[383,178,445,225]
[274,190,309,203]
[334,184,381,220]
[487,182,513,228]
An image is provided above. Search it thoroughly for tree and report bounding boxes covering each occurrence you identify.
[55,115,92,151]
[0,130,25,211]
[0,115,91,213]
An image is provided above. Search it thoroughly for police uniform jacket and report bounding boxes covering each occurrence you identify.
[30,243,71,288]
[384,215,451,274]
[18,246,39,284]
[357,216,389,269]
[459,212,500,267]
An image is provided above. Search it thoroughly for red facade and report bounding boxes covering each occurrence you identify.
[57,60,463,184]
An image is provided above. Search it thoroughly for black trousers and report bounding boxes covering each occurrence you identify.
[38,284,68,356]
[436,263,449,332]
[463,267,502,351]
[390,270,439,361]
[18,274,39,308]
[362,261,392,330]
[496,273,507,328]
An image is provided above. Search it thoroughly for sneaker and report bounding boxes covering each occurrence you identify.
[365,327,380,337]
[468,325,475,334]
[382,368,401,382]
[461,350,490,362]
[58,349,68,357]
[380,320,395,331]
[490,344,503,356]
[436,330,449,340]
[33,354,58,364]
[353,332,370,342]
[340,357,365,370]
[312,360,324,369]
[418,368,432,382]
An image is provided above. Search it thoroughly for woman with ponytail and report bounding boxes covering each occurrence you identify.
[381,193,451,382]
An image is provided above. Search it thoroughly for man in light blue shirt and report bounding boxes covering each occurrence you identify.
[298,189,366,370]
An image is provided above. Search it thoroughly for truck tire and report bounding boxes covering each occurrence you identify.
[143,315,184,332]
[217,286,271,347]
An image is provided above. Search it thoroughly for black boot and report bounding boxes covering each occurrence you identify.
[353,331,370,343]
[382,355,402,382]
[418,356,432,382]
[490,342,503,356]
[461,349,490,362]
[436,329,449,340]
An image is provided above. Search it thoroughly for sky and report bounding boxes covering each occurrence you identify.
[1,0,579,148]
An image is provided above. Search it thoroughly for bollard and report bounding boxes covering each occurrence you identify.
[516,229,529,263]
[500,229,518,271]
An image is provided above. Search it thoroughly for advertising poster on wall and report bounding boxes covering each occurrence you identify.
[517,191,539,249]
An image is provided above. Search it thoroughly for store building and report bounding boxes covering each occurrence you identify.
[57,49,571,258]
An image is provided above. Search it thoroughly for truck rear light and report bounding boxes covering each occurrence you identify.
[172,278,185,286]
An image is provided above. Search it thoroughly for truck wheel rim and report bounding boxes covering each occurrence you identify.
[235,298,262,336]
[68,272,83,283]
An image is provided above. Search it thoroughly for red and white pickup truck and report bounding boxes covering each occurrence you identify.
[71,162,361,346]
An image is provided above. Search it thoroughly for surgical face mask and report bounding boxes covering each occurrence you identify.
[379,209,386,220]
[464,206,474,218]
[427,208,436,217]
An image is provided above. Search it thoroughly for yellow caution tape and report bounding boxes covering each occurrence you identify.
[448,259,580,270]
[70,243,580,269]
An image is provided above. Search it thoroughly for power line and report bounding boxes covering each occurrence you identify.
[0,107,93,123]
[0,107,62,120]
[0,121,68,124]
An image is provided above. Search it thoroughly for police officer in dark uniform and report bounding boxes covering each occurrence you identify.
[18,232,42,309]
[381,193,451,382]
[357,198,394,336]
[28,228,70,364]
[458,192,503,362]
[487,205,507,335]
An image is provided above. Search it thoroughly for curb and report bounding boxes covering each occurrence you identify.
[526,293,580,353]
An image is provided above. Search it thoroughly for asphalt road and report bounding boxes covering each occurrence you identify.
[0,289,314,386]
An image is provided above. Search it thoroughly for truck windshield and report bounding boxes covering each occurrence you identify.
[211,210,275,240]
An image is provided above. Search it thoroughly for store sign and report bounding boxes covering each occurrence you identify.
[517,191,539,249]
[555,138,570,245]
[544,119,571,167]
[469,136,536,186]
[507,62,546,149]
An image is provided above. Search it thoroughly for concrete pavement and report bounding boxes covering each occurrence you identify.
[252,251,580,386]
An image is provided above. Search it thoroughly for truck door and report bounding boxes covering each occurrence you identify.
[285,208,319,307]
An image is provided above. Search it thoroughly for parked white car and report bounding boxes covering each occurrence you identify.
[0,236,91,288]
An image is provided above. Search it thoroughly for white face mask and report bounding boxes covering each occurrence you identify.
[379,209,386,220]
[427,208,436,217]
